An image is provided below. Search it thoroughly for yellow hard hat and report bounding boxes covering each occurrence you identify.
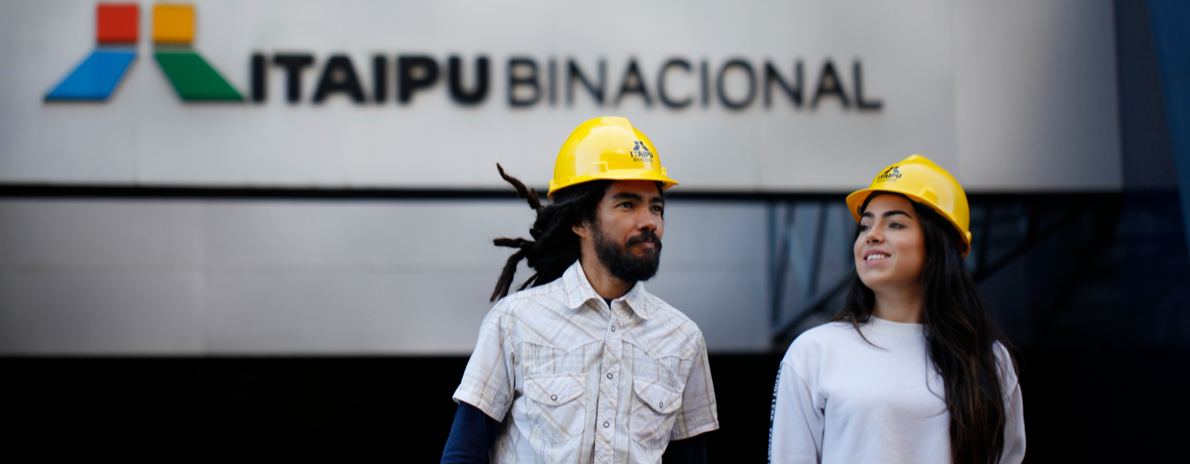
[547,116,678,199]
[845,154,972,257]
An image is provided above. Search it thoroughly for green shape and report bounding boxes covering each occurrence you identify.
[154,50,243,101]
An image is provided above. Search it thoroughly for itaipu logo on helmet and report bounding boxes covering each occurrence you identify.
[631,141,654,163]
[876,166,902,182]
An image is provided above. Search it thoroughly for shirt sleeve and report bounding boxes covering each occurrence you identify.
[996,343,1026,464]
[452,304,516,421]
[671,335,720,440]
[769,361,824,464]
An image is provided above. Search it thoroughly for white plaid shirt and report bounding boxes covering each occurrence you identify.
[453,260,719,463]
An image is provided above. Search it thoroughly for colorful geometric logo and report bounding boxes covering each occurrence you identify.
[151,3,241,101]
[45,3,138,100]
[46,2,243,102]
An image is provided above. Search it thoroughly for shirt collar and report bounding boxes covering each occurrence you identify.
[563,260,653,320]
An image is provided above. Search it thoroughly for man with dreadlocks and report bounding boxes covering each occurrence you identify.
[442,117,719,463]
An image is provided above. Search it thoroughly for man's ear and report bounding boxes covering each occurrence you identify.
[572,220,590,239]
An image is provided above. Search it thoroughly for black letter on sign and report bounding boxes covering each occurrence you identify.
[717,59,755,110]
[765,60,802,108]
[273,53,314,103]
[567,59,605,106]
[449,55,489,105]
[548,58,557,105]
[373,55,388,103]
[251,53,266,103]
[507,57,540,107]
[657,58,693,109]
[811,60,849,108]
[700,60,709,107]
[313,55,366,103]
[853,61,882,110]
[398,55,440,104]
[615,59,651,107]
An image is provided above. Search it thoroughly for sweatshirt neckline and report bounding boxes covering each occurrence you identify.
[866,315,924,337]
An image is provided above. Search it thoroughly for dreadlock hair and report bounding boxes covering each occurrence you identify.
[489,164,612,302]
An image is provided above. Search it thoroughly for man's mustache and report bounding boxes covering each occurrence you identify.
[625,231,662,251]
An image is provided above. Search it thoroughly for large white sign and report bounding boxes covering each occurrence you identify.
[0,0,1120,192]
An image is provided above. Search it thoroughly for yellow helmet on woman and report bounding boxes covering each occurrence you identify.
[846,154,972,257]
[547,117,678,199]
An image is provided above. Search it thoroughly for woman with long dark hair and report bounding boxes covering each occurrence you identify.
[769,155,1025,463]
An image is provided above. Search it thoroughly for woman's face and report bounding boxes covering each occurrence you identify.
[854,194,926,293]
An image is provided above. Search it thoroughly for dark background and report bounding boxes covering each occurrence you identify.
[5,349,1189,462]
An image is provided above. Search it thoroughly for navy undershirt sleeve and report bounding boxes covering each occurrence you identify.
[441,401,501,464]
[662,434,709,463]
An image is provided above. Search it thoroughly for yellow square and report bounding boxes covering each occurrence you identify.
[153,4,194,44]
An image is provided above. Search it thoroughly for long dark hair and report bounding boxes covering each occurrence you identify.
[488,164,610,301]
[833,192,1017,463]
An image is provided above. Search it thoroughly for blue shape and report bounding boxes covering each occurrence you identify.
[1149,0,1190,258]
[45,50,136,101]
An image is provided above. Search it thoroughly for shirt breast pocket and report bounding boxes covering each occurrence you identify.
[629,377,683,449]
[524,374,586,444]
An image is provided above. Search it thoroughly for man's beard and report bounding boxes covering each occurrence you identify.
[593,225,662,283]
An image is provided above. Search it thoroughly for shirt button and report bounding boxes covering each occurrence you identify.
[607,373,613,379]
[611,326,615,332]
[551,394,557,401]
[603,421,610,428]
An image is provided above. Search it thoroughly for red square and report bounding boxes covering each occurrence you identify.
[97,3,139,44]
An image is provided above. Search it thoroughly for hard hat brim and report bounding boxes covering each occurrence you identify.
[547,169,678,199]
[846,188,973,258]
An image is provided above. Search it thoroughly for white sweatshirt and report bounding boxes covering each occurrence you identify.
[769,317,1025,464]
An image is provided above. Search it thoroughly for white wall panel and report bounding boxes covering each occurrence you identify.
[0,272,204,354]
[954,0,1121,191]
[202,201,533,270]
[647,268,769,353]
[0,201,202,269]
[0,199,770,354]
[0,0,1119,191]
[205,270,498,354]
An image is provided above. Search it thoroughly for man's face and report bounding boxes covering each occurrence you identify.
[588,180,666,282]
